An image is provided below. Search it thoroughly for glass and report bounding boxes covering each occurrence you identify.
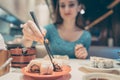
[117,51,120,60]
[117,51,120,65]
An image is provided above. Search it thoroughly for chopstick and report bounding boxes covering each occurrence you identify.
[29,11,54,63]
[0,58,13,70]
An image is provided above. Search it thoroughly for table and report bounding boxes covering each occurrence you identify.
[0,59,89,80]
[1,59,119,80]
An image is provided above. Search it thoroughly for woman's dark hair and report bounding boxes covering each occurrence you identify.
[53,0,85,30]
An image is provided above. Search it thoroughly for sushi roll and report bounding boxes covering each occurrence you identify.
[25,59,54,75]
[90,56,98,68]
[26,59,41,73]
[104,59,113,68]
[40,61,53,75]
[97,60,105,68]
[90,56,114,68]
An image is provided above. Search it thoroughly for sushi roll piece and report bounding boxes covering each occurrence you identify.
[40,61,53,75]
[104,59,113,68]
[26,59,41,73]
[90,56,98,68]
[97,60,105,68]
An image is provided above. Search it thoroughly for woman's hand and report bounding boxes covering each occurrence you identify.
[22,20,46,43]
[75,44,88,59]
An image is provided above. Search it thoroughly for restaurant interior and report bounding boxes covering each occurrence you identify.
[0,0,120,57]
[0,0,120,45]
[0,0,120,80]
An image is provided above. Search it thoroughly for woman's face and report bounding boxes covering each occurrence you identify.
[59,0,80,21]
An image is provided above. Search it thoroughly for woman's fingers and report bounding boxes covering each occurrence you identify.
[22,20,45,43]
[76,52,87,59]
[75,50,84,58]
[27,20,44,39]
[41,27,47,36]
[75,44,83,50]
[22,24,34,40]
[79,52,87,59]
[75,45,88,59]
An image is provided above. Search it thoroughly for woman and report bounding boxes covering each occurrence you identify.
[22,0,91,59]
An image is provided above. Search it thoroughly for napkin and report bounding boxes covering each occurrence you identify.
[0,34,7,50]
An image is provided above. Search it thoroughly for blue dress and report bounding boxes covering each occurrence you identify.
[45,24,91,58]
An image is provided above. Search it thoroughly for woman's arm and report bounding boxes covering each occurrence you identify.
[75,31,91,59]
[84,31,92,51]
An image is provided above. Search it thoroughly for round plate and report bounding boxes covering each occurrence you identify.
[80,62,120,73]
[21,65,71,79]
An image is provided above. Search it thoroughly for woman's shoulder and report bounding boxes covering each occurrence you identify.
[83,30,91,38]
[83,30,91,34]
[44,24,56,30]
[44,24,57,35]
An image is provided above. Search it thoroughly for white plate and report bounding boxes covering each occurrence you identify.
[82,73,120,80]
[81,61,120,73]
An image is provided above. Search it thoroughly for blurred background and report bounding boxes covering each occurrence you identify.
[0,0,120,47]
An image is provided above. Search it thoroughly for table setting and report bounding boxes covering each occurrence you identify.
[0,56,120,80]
